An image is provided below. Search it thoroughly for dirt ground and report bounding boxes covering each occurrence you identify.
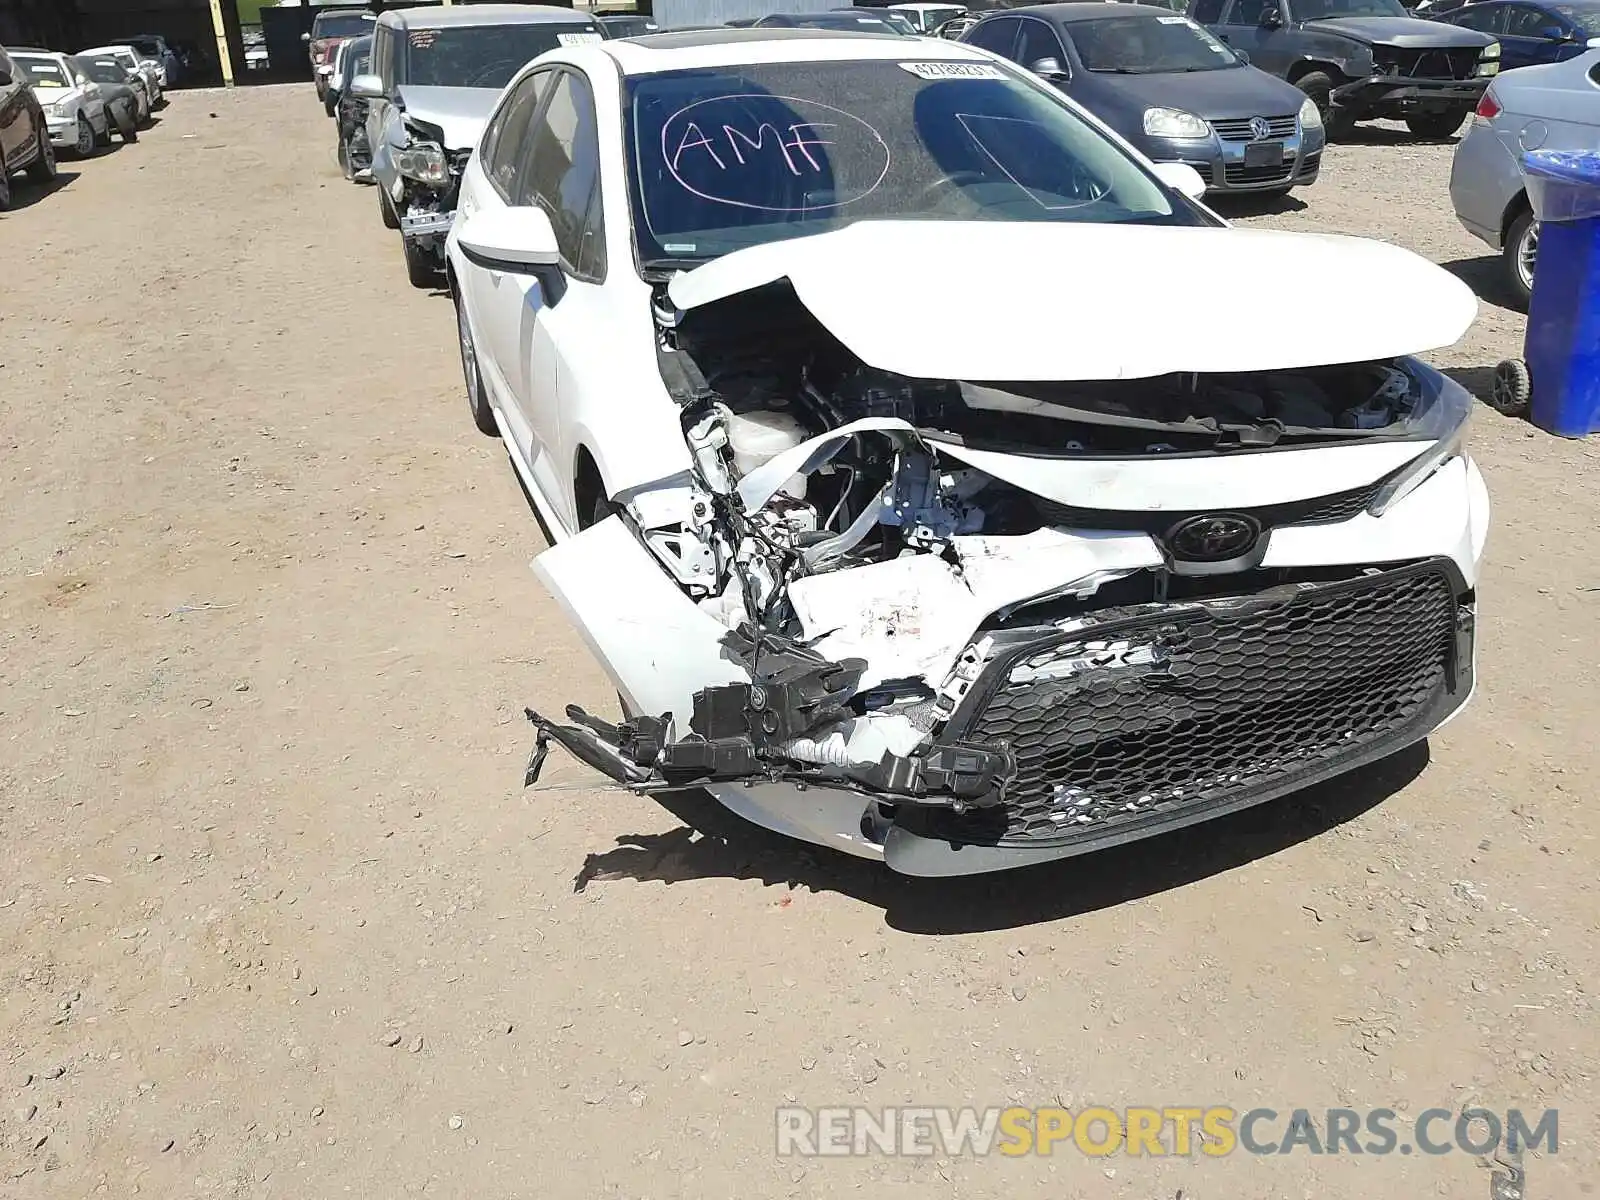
[2,84,1597,1200]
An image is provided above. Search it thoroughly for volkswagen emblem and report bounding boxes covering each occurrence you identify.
[1167,514,1260,562]
[1248,115,1272,141]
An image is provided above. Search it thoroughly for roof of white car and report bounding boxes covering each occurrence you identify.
[378,3,596,30]
[888,3,968,10]
[599,27,991,74]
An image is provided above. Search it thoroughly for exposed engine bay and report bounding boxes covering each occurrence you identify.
[524,278,1470,837]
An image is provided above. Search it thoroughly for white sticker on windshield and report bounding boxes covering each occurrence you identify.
[898,61,1007,80]
[557,31,603,45]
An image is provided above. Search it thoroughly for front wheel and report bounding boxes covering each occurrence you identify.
[403,236,440,289]
[1295,71,1354,139]
[1502,209,1537,310]
[378,186,400,230]
[1405,108,1469,139]
[73,114,96,159]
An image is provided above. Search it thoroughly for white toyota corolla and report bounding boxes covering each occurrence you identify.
[446,29,1490,876]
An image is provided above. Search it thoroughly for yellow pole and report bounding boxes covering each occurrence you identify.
[208,0,235,87]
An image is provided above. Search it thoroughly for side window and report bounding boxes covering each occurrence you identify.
[1456,4,1508,30]
[1225,0,1271,25]
[1505,4,1560,36]
[518,71,606,280]
[1191,0,1226,22]
[373,27,391,88]
[482,70,549,200]
[967,17,1021,57]
[1017,19,1066,68]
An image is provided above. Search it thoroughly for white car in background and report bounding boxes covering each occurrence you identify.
[80,45,163,107]
[887,2,970,33]
[10,49,110,158]
[448,30,1490,876]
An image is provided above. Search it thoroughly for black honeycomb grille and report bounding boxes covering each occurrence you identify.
[920,563,1461,848]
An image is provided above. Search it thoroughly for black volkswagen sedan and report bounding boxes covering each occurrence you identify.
[961,4,1325,194]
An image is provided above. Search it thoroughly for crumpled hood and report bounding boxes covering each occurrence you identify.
[667,221,1477,381]
[395,85,498,151]
[1302,15,1495,48]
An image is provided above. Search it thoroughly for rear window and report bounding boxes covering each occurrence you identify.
[314,13,376,38]
[401,21,600,88]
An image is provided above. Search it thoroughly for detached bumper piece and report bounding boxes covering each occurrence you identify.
[1333,75,1487,115]
[887,558,1473,873]
[524,629,1013,808]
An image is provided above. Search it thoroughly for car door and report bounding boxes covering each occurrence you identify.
[1216,0,1292,75]
[459,65,552,458]
[364,23,397,191]
[0,49,25,167]
[492,68,609,527]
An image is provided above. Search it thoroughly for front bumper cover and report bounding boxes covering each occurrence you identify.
[1333,74,1487,117]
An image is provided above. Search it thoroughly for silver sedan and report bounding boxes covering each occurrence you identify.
[1449,48,1600,307]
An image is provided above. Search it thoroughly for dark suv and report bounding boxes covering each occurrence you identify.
[0,44,58,211]
[1189,0,1500,137]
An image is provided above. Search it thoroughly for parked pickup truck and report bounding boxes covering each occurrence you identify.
[1189,0,1501,138]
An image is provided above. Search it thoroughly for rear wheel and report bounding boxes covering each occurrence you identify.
[0,169,11,212]
[1294,71,1354,139]
[1490,359,1531,417]
[94,114,114,147]
[1503,209,1537,310]
[26,122,57,183]
[456,295,499,437]
[1405,108,1470,139]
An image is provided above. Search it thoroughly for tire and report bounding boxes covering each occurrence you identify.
[115,104,138,142]
[0,169,11,213]
[25,122,57,183]
[338,135,353,180]
[378,186,399,230]
[1405,108,1470,140]
[1502,209,1537,310]
[403,234,440,289]
[73,114,96,159]
[456,296,499,437]
[94,115,113,148]
[1490,359,1531,417]
[1295,71,1354,139]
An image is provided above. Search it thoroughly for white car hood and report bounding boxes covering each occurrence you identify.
[667,221,1477,381]
[395,85,498,151]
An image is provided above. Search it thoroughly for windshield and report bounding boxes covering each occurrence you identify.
[14,56,71,88]
[74,57,126,84]
[1073,15,1240,72]
[1292,0,1410,18]
[1554,3,1600,31]
[625,59,1193,265]
[401,22,600,88]
[313,13,375,38]
[767,12,908,30]
[127,38,163,56]
[345,36,374,75]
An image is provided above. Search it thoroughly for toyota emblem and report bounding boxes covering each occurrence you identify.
[1248,116,1272,141]
[1167,514,1260,562]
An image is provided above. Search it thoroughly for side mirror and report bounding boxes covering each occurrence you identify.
[1233,47,1251,63]
[76,74,91,87]
[1151,161,1208,199]
[1260,8,1283,27]
[0,67,11,86]
[457,207,562,272]
[349,72,385,99]
[1027,55,1068,80]
[301,32,312,43]
[1589,34,1600,47]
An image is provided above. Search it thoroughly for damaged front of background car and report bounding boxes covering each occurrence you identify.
[525,220,1489,877]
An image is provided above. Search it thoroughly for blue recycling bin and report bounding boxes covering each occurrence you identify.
[1515,150,1600,436]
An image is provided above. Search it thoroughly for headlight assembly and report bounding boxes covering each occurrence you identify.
[1298,96,1323,132]
[1367,365,1473,516]
[1475,42,1501,76]
[395,141,449,187]
[1142,107,1210,139]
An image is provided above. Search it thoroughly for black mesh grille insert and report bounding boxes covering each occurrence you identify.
[915,563,1462,848]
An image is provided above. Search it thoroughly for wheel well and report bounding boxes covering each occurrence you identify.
[574,448,605,530]
[1289,60,1344,84]
[1501,191,1531,244]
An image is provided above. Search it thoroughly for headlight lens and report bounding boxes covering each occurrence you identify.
[1475,42,1501,76]
[1142,107,1210,139]
[1367,366,1474,516]
[395,141,449,187]
[46,101,70,117]
[1298,96,1323,131]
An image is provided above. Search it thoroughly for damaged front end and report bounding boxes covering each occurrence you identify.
[525,230,1486,875]
[394,118,469,264]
